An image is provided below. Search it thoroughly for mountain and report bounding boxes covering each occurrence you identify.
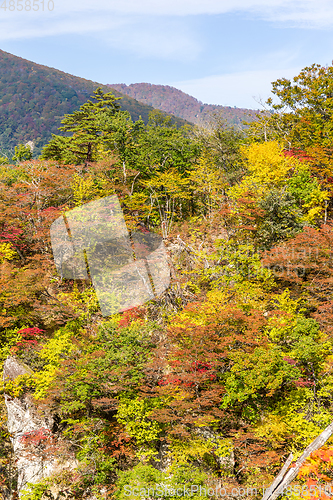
[108,82,259,127]
[0,50,187,156]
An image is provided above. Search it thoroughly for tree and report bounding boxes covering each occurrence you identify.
[194,114,245,185]
[41,101,202,234]
[261,222,333,337]
[19,318,158,496]
[12,143,33,164]
[250,63,333,150]
[187,152,226,219]
[143,168,191,238]
[262,421,333,500]
[257,188,304,249]
[0,160,80,331]
[41,88,122,164]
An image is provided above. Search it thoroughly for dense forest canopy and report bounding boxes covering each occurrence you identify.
[1,64,333,499]
[0,50,187,158]
[108,83,258,127]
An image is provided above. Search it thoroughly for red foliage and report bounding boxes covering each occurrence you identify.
[20,427,50,447]
[152,302,267,437]
[262,222,333,336]
[283,356,298,365]
[0,224,27,252]
[283,148,313,162]
[298,447,333,498]
[11,326,44,354]
[118,306,146,327]
[158,362,216,387]
[294,378,315,387]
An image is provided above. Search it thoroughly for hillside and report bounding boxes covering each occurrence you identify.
[0,50,187,156]
[108,82,258,127]
[2,62,333,498]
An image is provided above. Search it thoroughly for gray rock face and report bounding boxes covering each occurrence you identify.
[3,356,33,382]
[3,356,76,497]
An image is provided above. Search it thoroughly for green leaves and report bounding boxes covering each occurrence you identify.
[12,143,32,164]
[222,346,301,410]
[42,87,122,164]
[254,63,333,149]
[39,318,156,417]
[257,188,304,249]
[117,396,163,459]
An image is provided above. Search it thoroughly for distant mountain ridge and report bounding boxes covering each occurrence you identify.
[108,83,258,127]
[0,50,186,156]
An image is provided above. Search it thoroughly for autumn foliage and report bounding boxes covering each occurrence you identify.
[2,76,333,499]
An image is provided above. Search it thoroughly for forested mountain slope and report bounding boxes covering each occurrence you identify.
[0,50,187,156]
[109,82,258,127]
[1,64,333,499]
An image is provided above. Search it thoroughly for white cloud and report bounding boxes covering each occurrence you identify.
[56,0,333,27]
[103,18,201,60]
[65,0,286,16]
[0,12,123,41]
[0,10,200,60]
[0,0,331,52]
[57,0,311,17]
[173,67,303,109]
[1,0,332,29]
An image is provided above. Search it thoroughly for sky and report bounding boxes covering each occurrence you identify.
[0,0,333,109]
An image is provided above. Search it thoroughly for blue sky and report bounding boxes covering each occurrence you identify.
[1,0,333,109]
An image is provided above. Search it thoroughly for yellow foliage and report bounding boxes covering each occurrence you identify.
[256,390,333,453]
[229,141,296,201]
[71,173,99,206]
[169,288,238,330]
[266,289,303,342]
[29,327,76,400]
[122,192,152,230]
[145,168,191,199]
[302,189,329,223]
[0,242,17,263]
[117,397,162,460]
[3,373,33,398]
[271,288,303,315]
[57,284,99,322]
[255,414,288,448]
[242,141,294,185]
[188,153,226,216]
[171,283,271,332]
[168,435,233,475]
[30,365,60,400]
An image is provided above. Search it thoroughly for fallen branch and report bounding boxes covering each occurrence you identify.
[263,421,333,500]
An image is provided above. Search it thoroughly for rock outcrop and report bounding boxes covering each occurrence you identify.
[3,356,76,497]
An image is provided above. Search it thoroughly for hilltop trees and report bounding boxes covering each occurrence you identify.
[248,63,333,150]
[246,63,333,230]
[194,114,245,185]
[267,63,333,149]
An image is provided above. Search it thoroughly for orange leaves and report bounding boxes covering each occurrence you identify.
[152,294,268,436]
[304,146,333,187]
[262,222,333,334]
[0,161,99,332]
[299,448,333,479]
[118,306,146,328]
[298,447,333,499]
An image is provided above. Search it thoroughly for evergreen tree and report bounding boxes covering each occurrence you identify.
[41,87,121,164]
